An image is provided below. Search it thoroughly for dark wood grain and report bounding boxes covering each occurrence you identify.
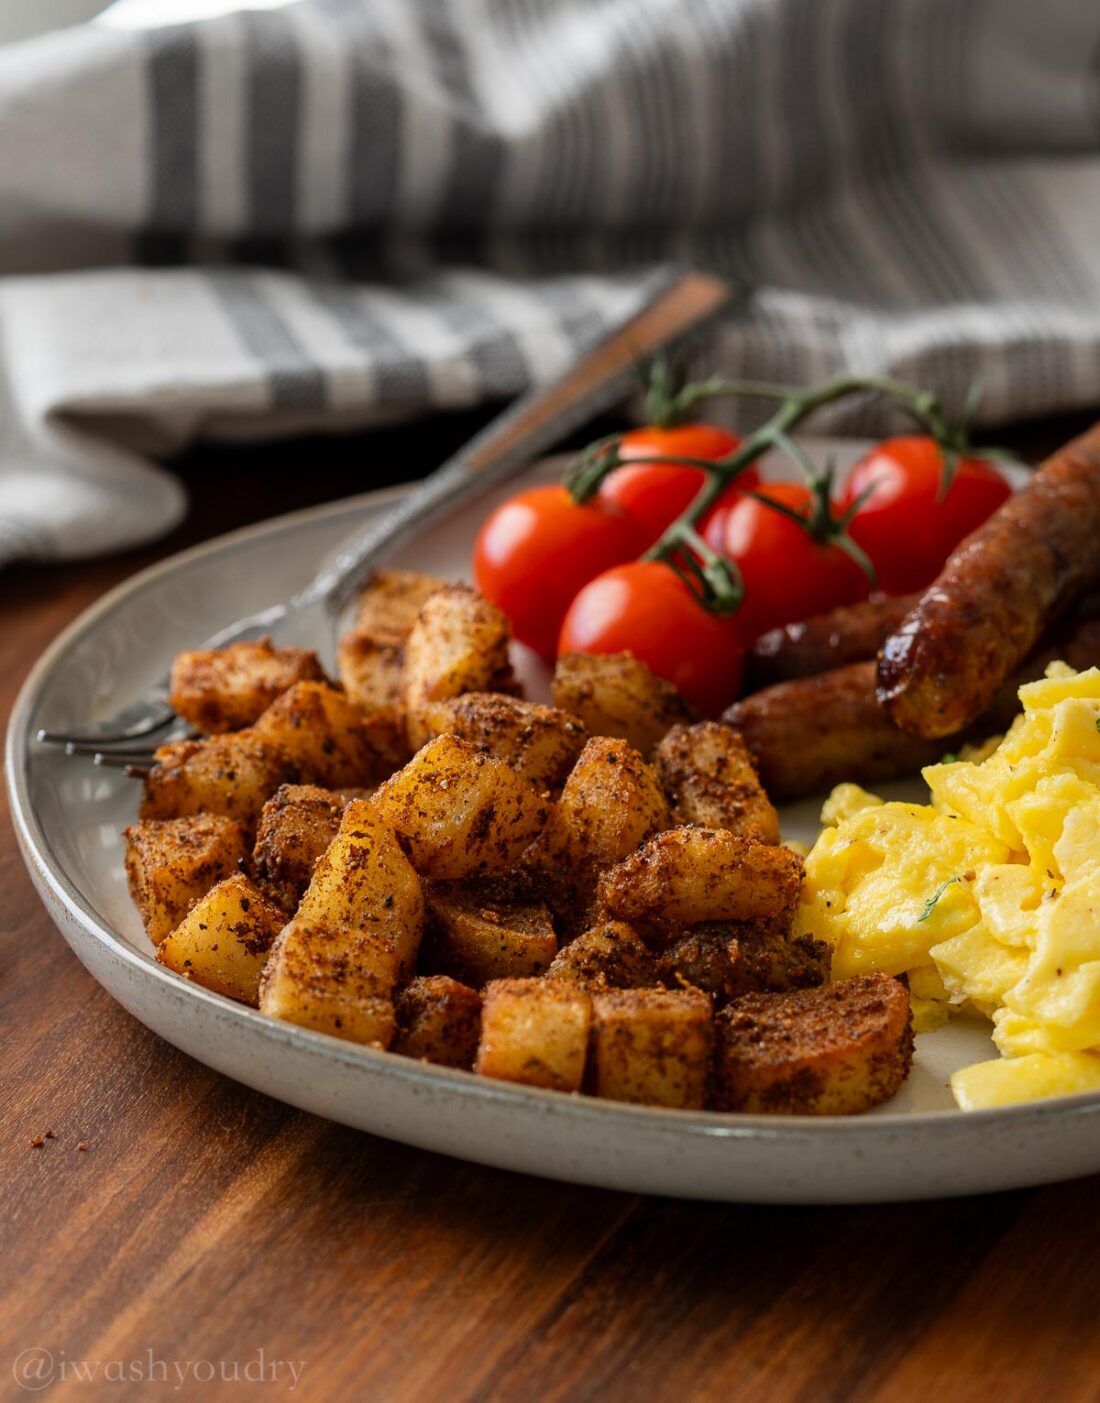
[3,411,1100,1403]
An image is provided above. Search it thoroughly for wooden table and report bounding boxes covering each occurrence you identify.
[4,409,1100,1402]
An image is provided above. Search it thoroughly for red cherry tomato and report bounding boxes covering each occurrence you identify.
[558,560,747,716]
[473,485,639,662]
[705,482,872,638]
[598,423,757,550]
[841,436,1012,595]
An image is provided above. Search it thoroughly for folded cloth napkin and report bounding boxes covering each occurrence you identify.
[3,0,1100,566]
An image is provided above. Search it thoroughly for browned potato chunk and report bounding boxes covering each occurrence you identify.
[590,988,713,1109]
[336,632,410,767]
[404,585,516,748]
[260,922,397,1046]
[713,973,913,1114]
[353,569,445,644]
[141,732,299,829]
[653,721,780,844]
[716,919,830,994]
[552,651,694,755]
[416,693,588,793]
[556,738,672,865]
[251,784,346,912]
[157,873,285,1005]
[424,883,557,985]
[597,827,803,931]
[124,814,248,944]
[293,798,424,980]
[259,802,422,1045]
[392,975,482,1069]
[253,681,381,788]
[657,921,829,1003]
[547,921,653,990]
[373,734,549,881]
[533,737,671,919]
[655,929,745,1003]
[475,978,591,1092]
[169,638,326,734]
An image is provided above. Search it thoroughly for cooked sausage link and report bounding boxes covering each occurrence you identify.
[745,593,918,690]
[725,663,946,802]
[877,421,1100,738]
[727,614,1100,801]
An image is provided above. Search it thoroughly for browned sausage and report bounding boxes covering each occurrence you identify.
[877,420,1100,738]
[745,593,919,690]
[725,662,945,801]
[726,616,1100,802]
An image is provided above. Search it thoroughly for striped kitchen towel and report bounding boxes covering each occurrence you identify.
[3,0,1100,566]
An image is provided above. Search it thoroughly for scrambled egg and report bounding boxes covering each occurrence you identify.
[793,665,1100,1110]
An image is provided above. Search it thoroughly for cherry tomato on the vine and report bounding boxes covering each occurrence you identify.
[473,485,639,663]
[558,560,747,716]
[840,436,1012,595]
[598,423,758,550]
[704,482,872,639]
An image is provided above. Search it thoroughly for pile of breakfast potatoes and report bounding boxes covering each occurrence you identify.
[124,571,913,1115]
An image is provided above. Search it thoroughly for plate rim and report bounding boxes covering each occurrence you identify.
[9,471,1100,1142]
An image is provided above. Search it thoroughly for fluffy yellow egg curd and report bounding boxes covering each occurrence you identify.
[793,665,1100,1111]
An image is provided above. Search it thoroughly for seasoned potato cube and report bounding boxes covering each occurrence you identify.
[722,920,830,994]
[393,975,482,1069]
[416,693,588,793]
[259,800,421,1044]
[590,987,713,1109]
[552,652,694,755]
[374,735,549,880]
[157,873,285,1005]
[294,798,424,979]
[423,883,557,985]
[336,632,410,767]
[253,681,381,788]
[597,827,803,930]
[251,784,346,912]
[657,921,829,1002]
[547,921,653,990]
[141,732,299,829]
[169,638,326,734]
[404,585,516,748]
[555,738,671,866]
[124,814,248,944]
[354,569,445,644]
[532,737,671,918]
[653,722,780,844]
[475,978,592,1092]
[714,973,913,1114]
[260,921,397,1046]
[340,569,445,764]
[655,930,746,1003]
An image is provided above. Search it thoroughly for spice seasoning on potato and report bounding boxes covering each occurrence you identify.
[590,987,713,1109]
[158,872,286,1006]
[713,974,913,1115]
[125,813,249,944]
[170,638,327,735]
[475,979,592,1092]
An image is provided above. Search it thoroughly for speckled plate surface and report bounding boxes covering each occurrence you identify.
[9,442,1100,1202]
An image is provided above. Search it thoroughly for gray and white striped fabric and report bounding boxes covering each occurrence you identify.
[3,0,1100,566]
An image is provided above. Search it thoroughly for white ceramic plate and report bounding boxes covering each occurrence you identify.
[9,442,1100,1203]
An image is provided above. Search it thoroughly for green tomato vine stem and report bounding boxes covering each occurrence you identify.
[563,370,1003,617]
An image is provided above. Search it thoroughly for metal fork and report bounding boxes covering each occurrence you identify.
[37,271,730,771]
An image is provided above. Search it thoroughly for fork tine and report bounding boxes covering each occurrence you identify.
[84,747,162,763]
[37,702,177,748]
[65,737,163,758]
[92,752,153,777]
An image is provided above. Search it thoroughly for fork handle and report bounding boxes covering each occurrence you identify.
[305,270,731,619]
